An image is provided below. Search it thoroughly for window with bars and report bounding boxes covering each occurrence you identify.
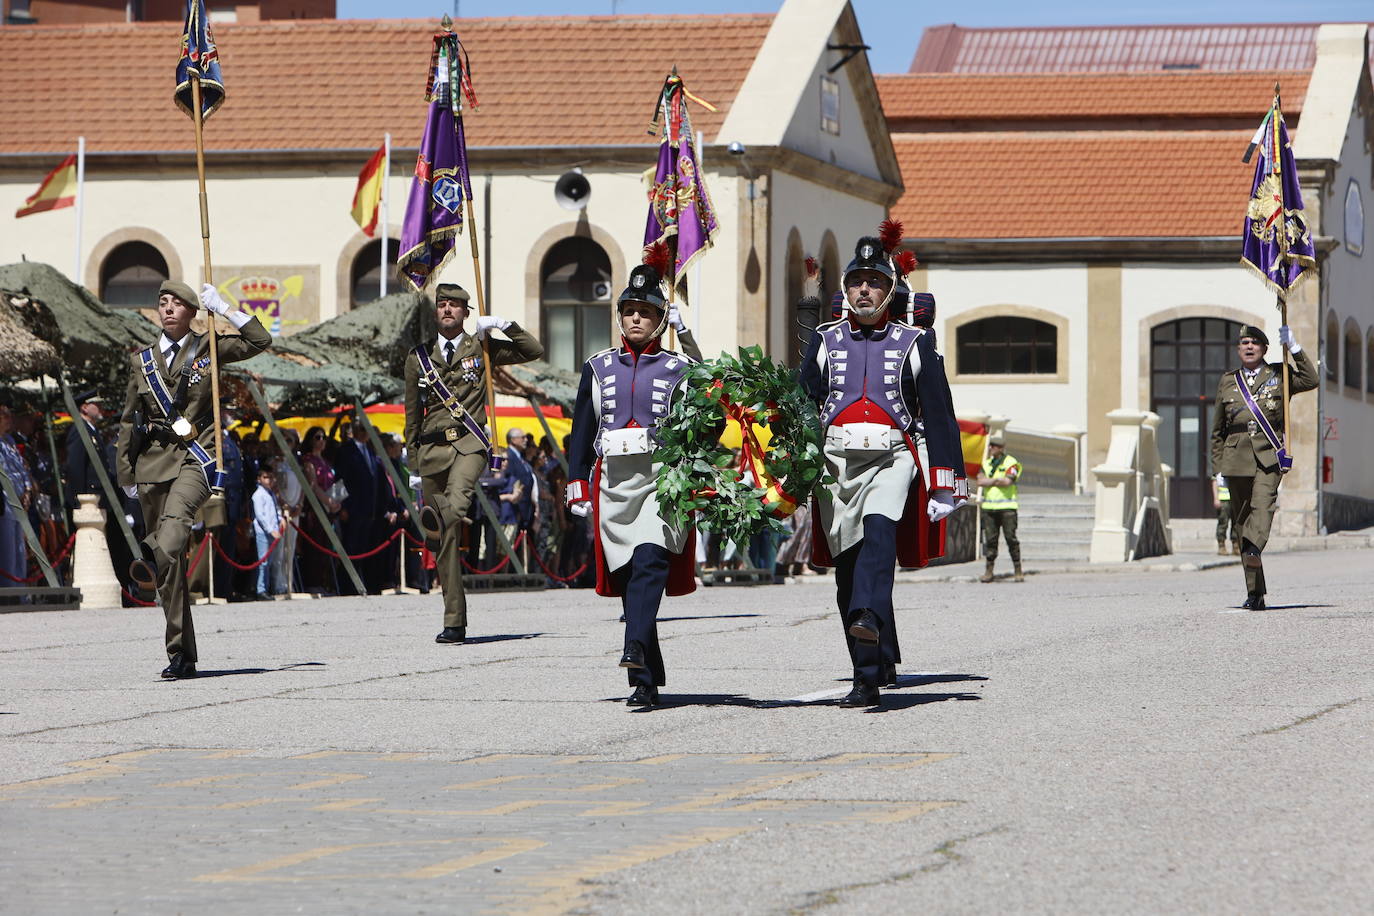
[956,316,1057,375]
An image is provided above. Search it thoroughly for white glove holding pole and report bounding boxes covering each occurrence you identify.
[667,304,687,333]
[569,502,591,518]
[200,283,252,328]
[927,490,955,523]
[475,315,512,337]
[1278,325,1301,353]
[123,485,138,499]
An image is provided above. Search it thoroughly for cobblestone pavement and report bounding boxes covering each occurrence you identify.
[2,549,1372,913]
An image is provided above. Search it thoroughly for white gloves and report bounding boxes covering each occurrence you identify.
[927,490,955,523]
[1278,325,1301,353]
[200,283,252,328]
[667,304,687,332]
[199,283,231,316]
[123,484,138,499]
[475,315,512,337]
[569,502,591,518]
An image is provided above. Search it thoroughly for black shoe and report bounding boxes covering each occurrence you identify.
[847,609,880,645]
[420,506,444,547]
[1241,593,1266,610]
[160,654,197,680]
[626,685,660,707]
[838,681,880,708]
[884,663,898,688]
[435,627,466,644]
[619,642,647,669]
[130,541,159,591]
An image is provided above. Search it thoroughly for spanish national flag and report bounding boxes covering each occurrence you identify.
[350,145,386,237]
[15,155,77,218]
[959,418,989,477]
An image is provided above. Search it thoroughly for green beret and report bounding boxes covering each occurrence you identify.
[434,283,470,304]
[1238,325,1269,346]
[158,280,199,309]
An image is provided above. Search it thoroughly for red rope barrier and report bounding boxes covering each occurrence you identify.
[207,532,282,571]
[0,533,77,584]
[526,543,588,583]
[289,521,403,560]
[186,533,209,578]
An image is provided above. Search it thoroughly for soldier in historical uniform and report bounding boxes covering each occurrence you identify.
[565,255,700,708]
[800,232,967,708]
[1209,324,1317,609]
[116,281,272,679]
[403,282,544,645]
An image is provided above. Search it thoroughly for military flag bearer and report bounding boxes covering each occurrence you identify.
[116,281,271,679]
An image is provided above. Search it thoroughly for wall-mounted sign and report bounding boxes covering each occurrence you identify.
[1345,179,1363,257]
[209,265,321,335]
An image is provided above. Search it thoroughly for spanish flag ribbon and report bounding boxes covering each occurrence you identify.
[709,381,800,520]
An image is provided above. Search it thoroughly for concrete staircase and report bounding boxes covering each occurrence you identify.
[1011,491,1095,565]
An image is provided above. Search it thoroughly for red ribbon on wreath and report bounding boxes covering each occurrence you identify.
[705,380,800,519]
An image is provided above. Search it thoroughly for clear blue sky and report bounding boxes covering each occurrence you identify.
[338,0,1373,74]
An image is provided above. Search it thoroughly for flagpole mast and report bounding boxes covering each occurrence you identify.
[189,75,225,481]
[380,132,391,298]
[73,136,85,283]
[1273,82,1291,451]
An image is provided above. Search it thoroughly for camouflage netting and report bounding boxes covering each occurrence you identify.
[0,264,581,417]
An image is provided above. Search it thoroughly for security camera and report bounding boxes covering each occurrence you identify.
[727,141,747,157]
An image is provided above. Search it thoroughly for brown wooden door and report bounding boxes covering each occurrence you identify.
[1150,317,1243,518]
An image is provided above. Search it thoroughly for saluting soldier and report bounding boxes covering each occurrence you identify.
[800,230,967,709]
[565,253,701,708]
[404,283,544,645]
[116,281,272,679]
[1209,324,1317,609]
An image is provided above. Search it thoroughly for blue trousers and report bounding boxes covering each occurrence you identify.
[612,543,670,688]
[833,515,899,689]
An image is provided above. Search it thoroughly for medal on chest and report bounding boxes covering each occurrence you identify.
[458,354,483,384]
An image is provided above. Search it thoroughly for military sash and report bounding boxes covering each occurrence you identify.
[138,346,225,488]
[1233,370,1293,474]
[413,344,495,463]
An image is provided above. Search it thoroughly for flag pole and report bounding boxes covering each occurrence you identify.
[73,136,85,283]
[189,75,225,482]
[380,132,391,298]
[464,194,498,443]
[1274,83,1291,451]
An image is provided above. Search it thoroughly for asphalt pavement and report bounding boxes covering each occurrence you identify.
[2,548,1371,914]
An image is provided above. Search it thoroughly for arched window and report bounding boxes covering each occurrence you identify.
[1344,321,1362,392]
[1325,311,1340,383]
[541,237,612,372]
[1367,330,1374,396]
[350,239,402,306]
[956,316,1057,375]
[99,241,169,307]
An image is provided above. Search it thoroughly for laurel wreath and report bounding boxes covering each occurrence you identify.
[654,346,830,547]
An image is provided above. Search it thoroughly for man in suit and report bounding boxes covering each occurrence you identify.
[334,421,388,593]
[64,391,134,589]
[1208,324,1318,609]
[116,280,272,679]
[403,282,544,644]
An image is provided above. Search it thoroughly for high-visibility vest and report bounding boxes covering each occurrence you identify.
[981,452,1021,510]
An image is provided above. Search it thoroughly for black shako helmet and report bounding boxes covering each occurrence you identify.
[616,263,669,340]
[842,236,896,313]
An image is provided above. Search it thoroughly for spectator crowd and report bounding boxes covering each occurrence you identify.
[0,395,822,606]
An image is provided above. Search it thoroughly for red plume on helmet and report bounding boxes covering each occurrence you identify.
[878,218,904,255]
[642,241,672,278]
[893,250,919,279]
[804,256,819,279]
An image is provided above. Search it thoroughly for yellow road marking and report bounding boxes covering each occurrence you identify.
[443,773,546,791]
[215,797,293,810]
[289,773,367,791]
[655,771,823,814]
[288,751,424,761]
[631,754,686,765]
[562,777,645,793]
[310,798,383,811]
[194,837,544,883]
[157,773,251,788]
[458,754,549,765]
[855,800,958,824]
[48,796,120,809]
[1,749,165,790]
[196,749,252,759]
[578,800,653,817]
[504,826,757,914]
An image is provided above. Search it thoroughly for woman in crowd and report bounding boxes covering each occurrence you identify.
[298,426,341,594]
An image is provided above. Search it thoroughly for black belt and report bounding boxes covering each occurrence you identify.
[419,427,468,446]
[1225,423,1255,436]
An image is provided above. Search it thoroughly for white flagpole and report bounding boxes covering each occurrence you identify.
[73,136,86,283]
[380,133,391,298]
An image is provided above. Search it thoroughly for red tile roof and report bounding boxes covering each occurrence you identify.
[878,70,1309,123]
[890,131,1257,239]
[0,15,773,155]
[910,23,1328,73]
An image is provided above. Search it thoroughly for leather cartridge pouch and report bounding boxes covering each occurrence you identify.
[835,422,894,452]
